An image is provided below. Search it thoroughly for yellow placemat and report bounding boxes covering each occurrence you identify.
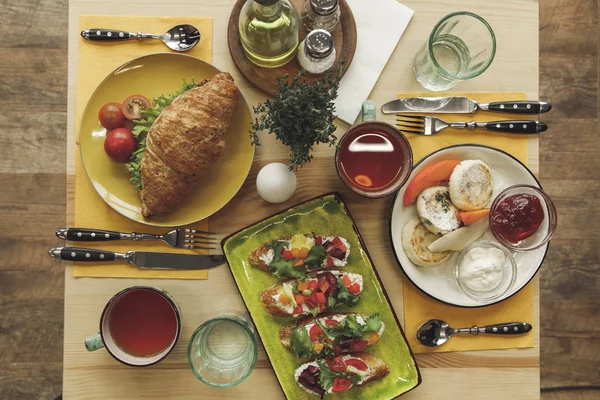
[73,15,213,279]
[399,92,535,352]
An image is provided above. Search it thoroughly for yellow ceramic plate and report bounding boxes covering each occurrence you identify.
[79,53,254,227]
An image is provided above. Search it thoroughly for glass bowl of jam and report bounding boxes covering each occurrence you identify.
[490,185,557,252]
[335,122,413,198]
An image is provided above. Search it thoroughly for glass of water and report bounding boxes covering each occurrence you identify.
[187,314,258,388]
[413,11,496,91]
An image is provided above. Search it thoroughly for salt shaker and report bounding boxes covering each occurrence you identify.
[301,0,341,32]
[297,29,337,74]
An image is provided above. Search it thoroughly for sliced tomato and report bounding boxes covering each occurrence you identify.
[293,305,303,315]
[332,377,353,393]
[346,359,368,371]
[315,292,326,305]
[319,304,326,312]
[342,274,352,287]
[325,319,338,326]
[308,291,319,305]
[315,236,322,245]
[309,324,324,342]
[325,356,347,373]
[331,237,347,252]
[326,256,335,267]
[348,283,361,295]
[349,339,368,352]
[122,95,151,120]
[307,280,319,291]
[281,249,293,260]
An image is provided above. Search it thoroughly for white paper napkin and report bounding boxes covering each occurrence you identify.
[335,0,414,124]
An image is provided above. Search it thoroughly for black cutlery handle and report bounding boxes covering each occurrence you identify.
[81,29,135,41]
[483,322,532,335]
[485,101,552,114]
[49,247,117,262]
[485,120,547,134]
[56,228,121,241]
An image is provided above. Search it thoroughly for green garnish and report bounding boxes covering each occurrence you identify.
[126,80,199,190]
[316,360,361,390]
[250,61,345,171]
[265,241,307,279]
[303,245,326,270]
[435,192,452,213]
[334,277,361,307]
[290,326,313,359]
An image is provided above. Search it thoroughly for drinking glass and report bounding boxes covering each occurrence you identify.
[413,11,496,91]
[187,314,258,388]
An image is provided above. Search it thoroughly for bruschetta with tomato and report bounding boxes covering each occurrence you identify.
[260,270,363,317]
[248,233,350,279]
[295,352,389,396]
[280,313,385,358]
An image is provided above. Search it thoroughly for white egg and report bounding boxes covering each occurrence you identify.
[256,163,297,203]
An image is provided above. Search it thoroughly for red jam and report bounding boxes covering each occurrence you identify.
[491,193,545,244]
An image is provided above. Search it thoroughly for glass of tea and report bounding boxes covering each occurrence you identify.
[85,286,181,367]
[336,121,413,197]
[187,314,258,388]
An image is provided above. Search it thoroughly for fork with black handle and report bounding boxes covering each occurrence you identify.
[396,115,548,136]
[56,228,216,250]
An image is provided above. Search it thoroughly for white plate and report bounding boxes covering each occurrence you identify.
[389,144,549,307]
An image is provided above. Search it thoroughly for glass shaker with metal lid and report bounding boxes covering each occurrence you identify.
[301,0,341,32]
[297,29,337,74]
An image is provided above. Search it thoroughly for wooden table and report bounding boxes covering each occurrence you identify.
[64,0,541,398]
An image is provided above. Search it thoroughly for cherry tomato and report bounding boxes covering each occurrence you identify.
[326,256,335,267]
[332,377,353,393]
[122,95,151,120]
[99,102,125,130]
[104,128,137,163]
[345,359,368,371]
[332,237,347,252]
[325,319,338,326]
[349,339,368,352]
[309,324,324,342]
[325,356,347,373]
[348,283,361,295]
[293,305,303,315]
[281,249,293,260]
[307,280,319,291]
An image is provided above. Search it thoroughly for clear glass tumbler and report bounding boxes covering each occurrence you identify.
[187,314,257,388]
[413,11,496,91]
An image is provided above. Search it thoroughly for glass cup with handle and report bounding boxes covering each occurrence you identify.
[187,313,258,388]
[413,11,496,91]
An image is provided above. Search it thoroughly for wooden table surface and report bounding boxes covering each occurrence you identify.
[62,0,541,399]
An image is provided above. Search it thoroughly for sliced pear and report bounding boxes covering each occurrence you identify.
[427,218,490,253]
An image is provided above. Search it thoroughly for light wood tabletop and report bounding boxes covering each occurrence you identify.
[64,0,540,399]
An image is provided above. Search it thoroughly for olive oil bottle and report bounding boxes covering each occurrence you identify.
[239,0,300,68]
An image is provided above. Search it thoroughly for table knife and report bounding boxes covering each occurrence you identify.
[49,247,224,270]
[381,97,552,115]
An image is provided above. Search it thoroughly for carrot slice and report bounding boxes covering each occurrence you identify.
[460,209,491,225]
[293,259,305,267]
[403,160,461,206]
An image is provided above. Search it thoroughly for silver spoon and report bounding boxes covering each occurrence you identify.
[417,319,532,347]
[80,24,201,52]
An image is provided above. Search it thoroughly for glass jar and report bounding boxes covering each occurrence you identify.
[301,0,341,32]
[297,29,336,74]
[239,0,300,68]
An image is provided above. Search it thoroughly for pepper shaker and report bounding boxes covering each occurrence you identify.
[301,0,341,32]
[297,29,337,74]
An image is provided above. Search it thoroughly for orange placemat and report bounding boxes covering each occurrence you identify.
[73,15,213,279]
[399,92,535,352]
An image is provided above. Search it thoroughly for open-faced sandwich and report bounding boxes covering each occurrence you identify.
[295,353,389,396]
[260,270,363,317]
[280,313,384,358]
[402,159,493,267]
[249,233,350,278]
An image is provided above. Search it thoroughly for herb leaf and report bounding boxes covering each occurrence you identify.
[304,245,326,269]
[265,241,307,279]
[290,326,313,359]
[334,277,361,307]
[250,61,345,170]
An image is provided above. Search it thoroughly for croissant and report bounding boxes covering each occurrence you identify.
[139,72,240,217]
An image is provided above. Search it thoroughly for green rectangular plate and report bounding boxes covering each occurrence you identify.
[222,193,421,399]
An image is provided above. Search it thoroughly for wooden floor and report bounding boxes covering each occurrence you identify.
[0,0,598,399]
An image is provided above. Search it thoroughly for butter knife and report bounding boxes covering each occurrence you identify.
[48,247,224,270]
[381,97,552,115]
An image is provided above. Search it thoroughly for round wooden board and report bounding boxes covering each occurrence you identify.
[228,0,357,97]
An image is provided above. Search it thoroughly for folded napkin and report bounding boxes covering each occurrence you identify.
[335,0,414,124]
[400,92,535,353]
[74,15,213,279]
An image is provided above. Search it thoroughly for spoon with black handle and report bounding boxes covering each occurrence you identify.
[80,24,200,52]
[417,319,532,347]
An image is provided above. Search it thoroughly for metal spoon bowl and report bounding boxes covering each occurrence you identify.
[81,24,201,52]
[417,319,532,347]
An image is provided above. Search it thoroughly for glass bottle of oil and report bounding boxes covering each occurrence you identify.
[239,0,300,68]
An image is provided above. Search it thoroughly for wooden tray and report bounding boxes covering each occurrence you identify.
[228,0,357,97]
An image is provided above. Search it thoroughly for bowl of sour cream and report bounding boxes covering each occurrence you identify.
[454,241,517,303]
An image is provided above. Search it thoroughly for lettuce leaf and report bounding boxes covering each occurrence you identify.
[265,241,307,279]
[290,326,313,359]
[334,277,361,307]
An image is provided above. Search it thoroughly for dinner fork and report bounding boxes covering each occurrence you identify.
[56,228,216,250]
[396,115,548,136]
